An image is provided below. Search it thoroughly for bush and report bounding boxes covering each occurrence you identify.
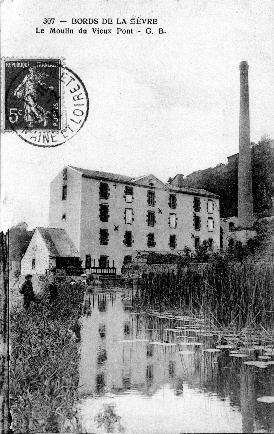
[10,281,84,432]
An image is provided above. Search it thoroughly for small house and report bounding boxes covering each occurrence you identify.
[21,227,80,275]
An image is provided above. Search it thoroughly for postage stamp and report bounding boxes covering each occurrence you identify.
[3,59,89,147]
[5,59,62,131]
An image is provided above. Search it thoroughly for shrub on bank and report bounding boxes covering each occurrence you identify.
[10,281,85,433]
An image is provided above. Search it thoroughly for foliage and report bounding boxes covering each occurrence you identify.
[252,137,274,216]
[225,218,274,261]
[9,281,85,433]
[182,137,274,218]
[134,262,274,330]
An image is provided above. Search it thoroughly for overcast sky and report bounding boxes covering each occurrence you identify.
[1,0,274,230]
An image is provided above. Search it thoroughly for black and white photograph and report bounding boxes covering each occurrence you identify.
[1,1,274,433]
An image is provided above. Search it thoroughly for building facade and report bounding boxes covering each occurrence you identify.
[21,227,80,275]
[49,166,220,273]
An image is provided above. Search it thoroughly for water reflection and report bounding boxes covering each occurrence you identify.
[79,291,274,433]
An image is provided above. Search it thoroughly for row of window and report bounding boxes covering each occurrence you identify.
[99,229,175,248]
[99,229,215,249]
[62,182,215,217]
[98,182,214,212]
[194,215,214,231]
[99,204,178,227]
[99,205,214,232]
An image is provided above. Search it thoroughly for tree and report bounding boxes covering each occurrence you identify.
[181,136,274,218]
[252,136,273,216]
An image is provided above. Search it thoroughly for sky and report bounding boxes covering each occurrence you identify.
[1,0,274,230]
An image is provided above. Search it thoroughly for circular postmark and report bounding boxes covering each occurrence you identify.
[4,60,89,147]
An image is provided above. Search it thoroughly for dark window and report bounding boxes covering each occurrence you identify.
[124,231,133,247]
[147,190,155,206]
[62,185,67,200]
[62,168,67,180]
[147,211,155,227]
[99,229,109,245]
[97,348,107,365]
[147,344,154,358]
[146,365,153,381]
[122,377,131,390]
[208,238,214,250]
[208,217,214,232]
[32,258,35,269]
[169,234,177,249]
[229,222,235,232]
[124,322,131,336]
[99,255,108,268]
[98,298,107,312]
[169,361,175,378]
[123,255,132,265]
[125,186,133,195]
[147,233,156,247]
[193,197,201,212]
[194,214,201,231]
[228,238,234,247]
[220,227,224,250]
[195,237,200,250]
[99,324,106,339]
[99,182,109,200]
[85,255,91,268]
[99,204,109,222]
[169,194,177,209]
[96,373,105,393]
[125,186,133,203]
[62,213,66,220]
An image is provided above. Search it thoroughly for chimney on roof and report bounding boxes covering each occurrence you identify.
[238,61,253,227]
[170,174,184,188]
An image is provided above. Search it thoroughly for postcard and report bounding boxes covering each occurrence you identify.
[1,1,274,433]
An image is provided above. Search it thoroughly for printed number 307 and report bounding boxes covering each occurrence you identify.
[43,18,55,24]
[9,108,23,123]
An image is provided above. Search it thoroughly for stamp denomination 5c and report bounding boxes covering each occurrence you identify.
[3,58,89,147]
[5,59,62,131]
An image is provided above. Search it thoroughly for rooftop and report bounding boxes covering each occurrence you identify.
[37,227,79,257]
[69,166,218,198]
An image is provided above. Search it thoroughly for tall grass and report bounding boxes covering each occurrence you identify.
[9,281,85,433]
[133,262,274,330]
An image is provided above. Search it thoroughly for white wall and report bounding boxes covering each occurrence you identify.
[21,229,50,275]
[49,167,221,274]
[79,177,220,273]
[49,167,82,250]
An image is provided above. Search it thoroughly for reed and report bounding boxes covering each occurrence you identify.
[133,262,274,331]
[9,281,85,433]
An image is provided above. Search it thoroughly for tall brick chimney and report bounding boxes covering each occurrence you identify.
[238,61,253,227]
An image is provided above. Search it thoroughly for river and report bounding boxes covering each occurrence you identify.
[77,290,273,433]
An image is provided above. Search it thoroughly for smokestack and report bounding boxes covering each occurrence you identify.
[238,61,253,227]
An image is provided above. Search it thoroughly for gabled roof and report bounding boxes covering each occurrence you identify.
[68,166,218,197]
[37,227,79,257]
[131,174,167,188]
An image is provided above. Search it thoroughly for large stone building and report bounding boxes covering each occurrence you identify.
[49,166,220,273]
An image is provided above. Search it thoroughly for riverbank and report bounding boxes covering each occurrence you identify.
[9,281,85,433]
[133,261,274,331]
